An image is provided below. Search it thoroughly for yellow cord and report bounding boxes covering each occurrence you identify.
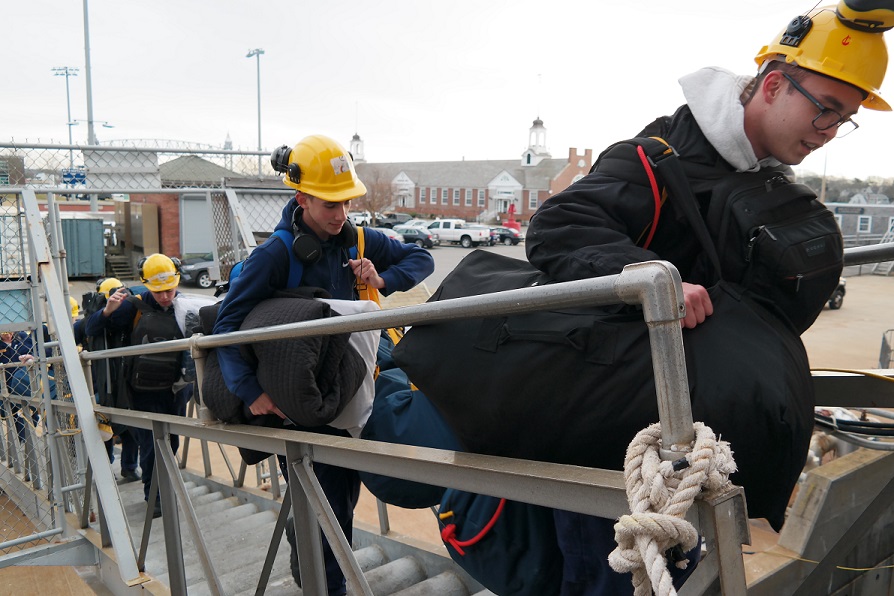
[744,549,894,572]
[811,368,894,384]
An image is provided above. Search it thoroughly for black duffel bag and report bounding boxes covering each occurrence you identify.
[392,250,813,530]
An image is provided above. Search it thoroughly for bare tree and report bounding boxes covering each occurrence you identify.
[355,167,393,225]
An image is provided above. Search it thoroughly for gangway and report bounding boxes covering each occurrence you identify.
[2,179,894,594]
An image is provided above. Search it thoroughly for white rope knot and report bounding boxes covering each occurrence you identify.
[609,422,736,596]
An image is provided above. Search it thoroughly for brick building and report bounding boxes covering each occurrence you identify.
[353,118,592,224]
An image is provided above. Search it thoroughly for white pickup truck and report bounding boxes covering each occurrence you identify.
[427,219,491,248]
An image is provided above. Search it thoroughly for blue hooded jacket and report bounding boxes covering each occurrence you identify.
[213,199,434,405]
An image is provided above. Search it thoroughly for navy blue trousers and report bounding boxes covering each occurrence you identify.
[119,428,139,471]
[129,385,190,500]
[278,426,360,596]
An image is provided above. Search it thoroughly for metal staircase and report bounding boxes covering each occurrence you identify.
[105,254,135,280]
[111,466,493,595]
[871,228,894,275]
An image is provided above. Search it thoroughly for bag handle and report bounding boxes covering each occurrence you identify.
[439,497,507,556]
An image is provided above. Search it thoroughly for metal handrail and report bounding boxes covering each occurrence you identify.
[9,186,751,592]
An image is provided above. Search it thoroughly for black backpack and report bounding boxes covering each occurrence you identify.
[125,298,184,393]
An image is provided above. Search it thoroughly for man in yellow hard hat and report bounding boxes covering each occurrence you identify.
[85,254,190,517]
[524,2,893,594]
[213,134,434,595]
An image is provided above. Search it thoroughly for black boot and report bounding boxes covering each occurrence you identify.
[284,515,301,586]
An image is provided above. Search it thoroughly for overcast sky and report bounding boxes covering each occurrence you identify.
[7,0,892,180]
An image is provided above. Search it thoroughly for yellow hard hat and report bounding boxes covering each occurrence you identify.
[97,277,124,298]
[69,296,80,319]
[755,3,891,111]
[138,254,181,292]
[270,135,367,202]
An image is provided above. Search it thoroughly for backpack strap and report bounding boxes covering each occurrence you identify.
[124,294,149,332]
[270,229,305,289]
[594,136,723,278]
[592,137,675,250]
[354,227,381,305]
[646,144,723,279]
[353,227,405,346]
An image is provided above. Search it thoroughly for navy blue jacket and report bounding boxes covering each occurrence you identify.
[213,199,434,406]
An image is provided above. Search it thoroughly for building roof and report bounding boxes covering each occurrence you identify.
[355,158,569,190]
[159,155,242,186]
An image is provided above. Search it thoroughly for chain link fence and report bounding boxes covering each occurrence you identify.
[0,161,292,559]
[1,142,274,192]
[0,146,349,565]
[0,196,68,551]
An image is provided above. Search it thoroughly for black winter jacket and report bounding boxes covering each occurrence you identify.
[526,104,840,333]
[527,105,734,286]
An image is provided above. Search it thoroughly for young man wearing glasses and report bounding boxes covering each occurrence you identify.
[524,3,891,594]
[528,3,889,330]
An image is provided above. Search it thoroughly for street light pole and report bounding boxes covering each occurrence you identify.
[246,48,265,176]
[82,0,97,147]
[52,66,79,168]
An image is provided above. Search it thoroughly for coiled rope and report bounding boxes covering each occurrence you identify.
[609,422,737,596]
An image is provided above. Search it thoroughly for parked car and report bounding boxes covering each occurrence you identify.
[377,212,413,228]
[467,224,498,246]
[394,225,437,248]
[180,252,216,289]
[828,277,846,309]
[180,248,247,289]
[491,226,523,245]
[369,227,405,243]
[427,219,491,248]
[349,211,372,226]
[404,219,432,229]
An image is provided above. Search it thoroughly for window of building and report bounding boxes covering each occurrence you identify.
[858,215,872,233]
[419,188,426,204]
[465,189,472,206]
[452,188,460,205]
[477,189,485,207]
[529,190,539,210]
[441,188,448,205]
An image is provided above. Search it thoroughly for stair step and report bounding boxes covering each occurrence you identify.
[391,571,470,596]
[355,544,389,572]
[364,556,427,595]
[113,469,484,595]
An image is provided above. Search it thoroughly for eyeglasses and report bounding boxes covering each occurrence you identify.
[781,73,859,137]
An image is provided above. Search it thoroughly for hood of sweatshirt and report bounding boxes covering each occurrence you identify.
[680,66,784,173]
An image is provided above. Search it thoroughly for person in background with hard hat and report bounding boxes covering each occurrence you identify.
[525,2,893,594]
[0,329,41,452]
[213,134,433,595]
[85,255,191,518]
[81,278,141,480]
